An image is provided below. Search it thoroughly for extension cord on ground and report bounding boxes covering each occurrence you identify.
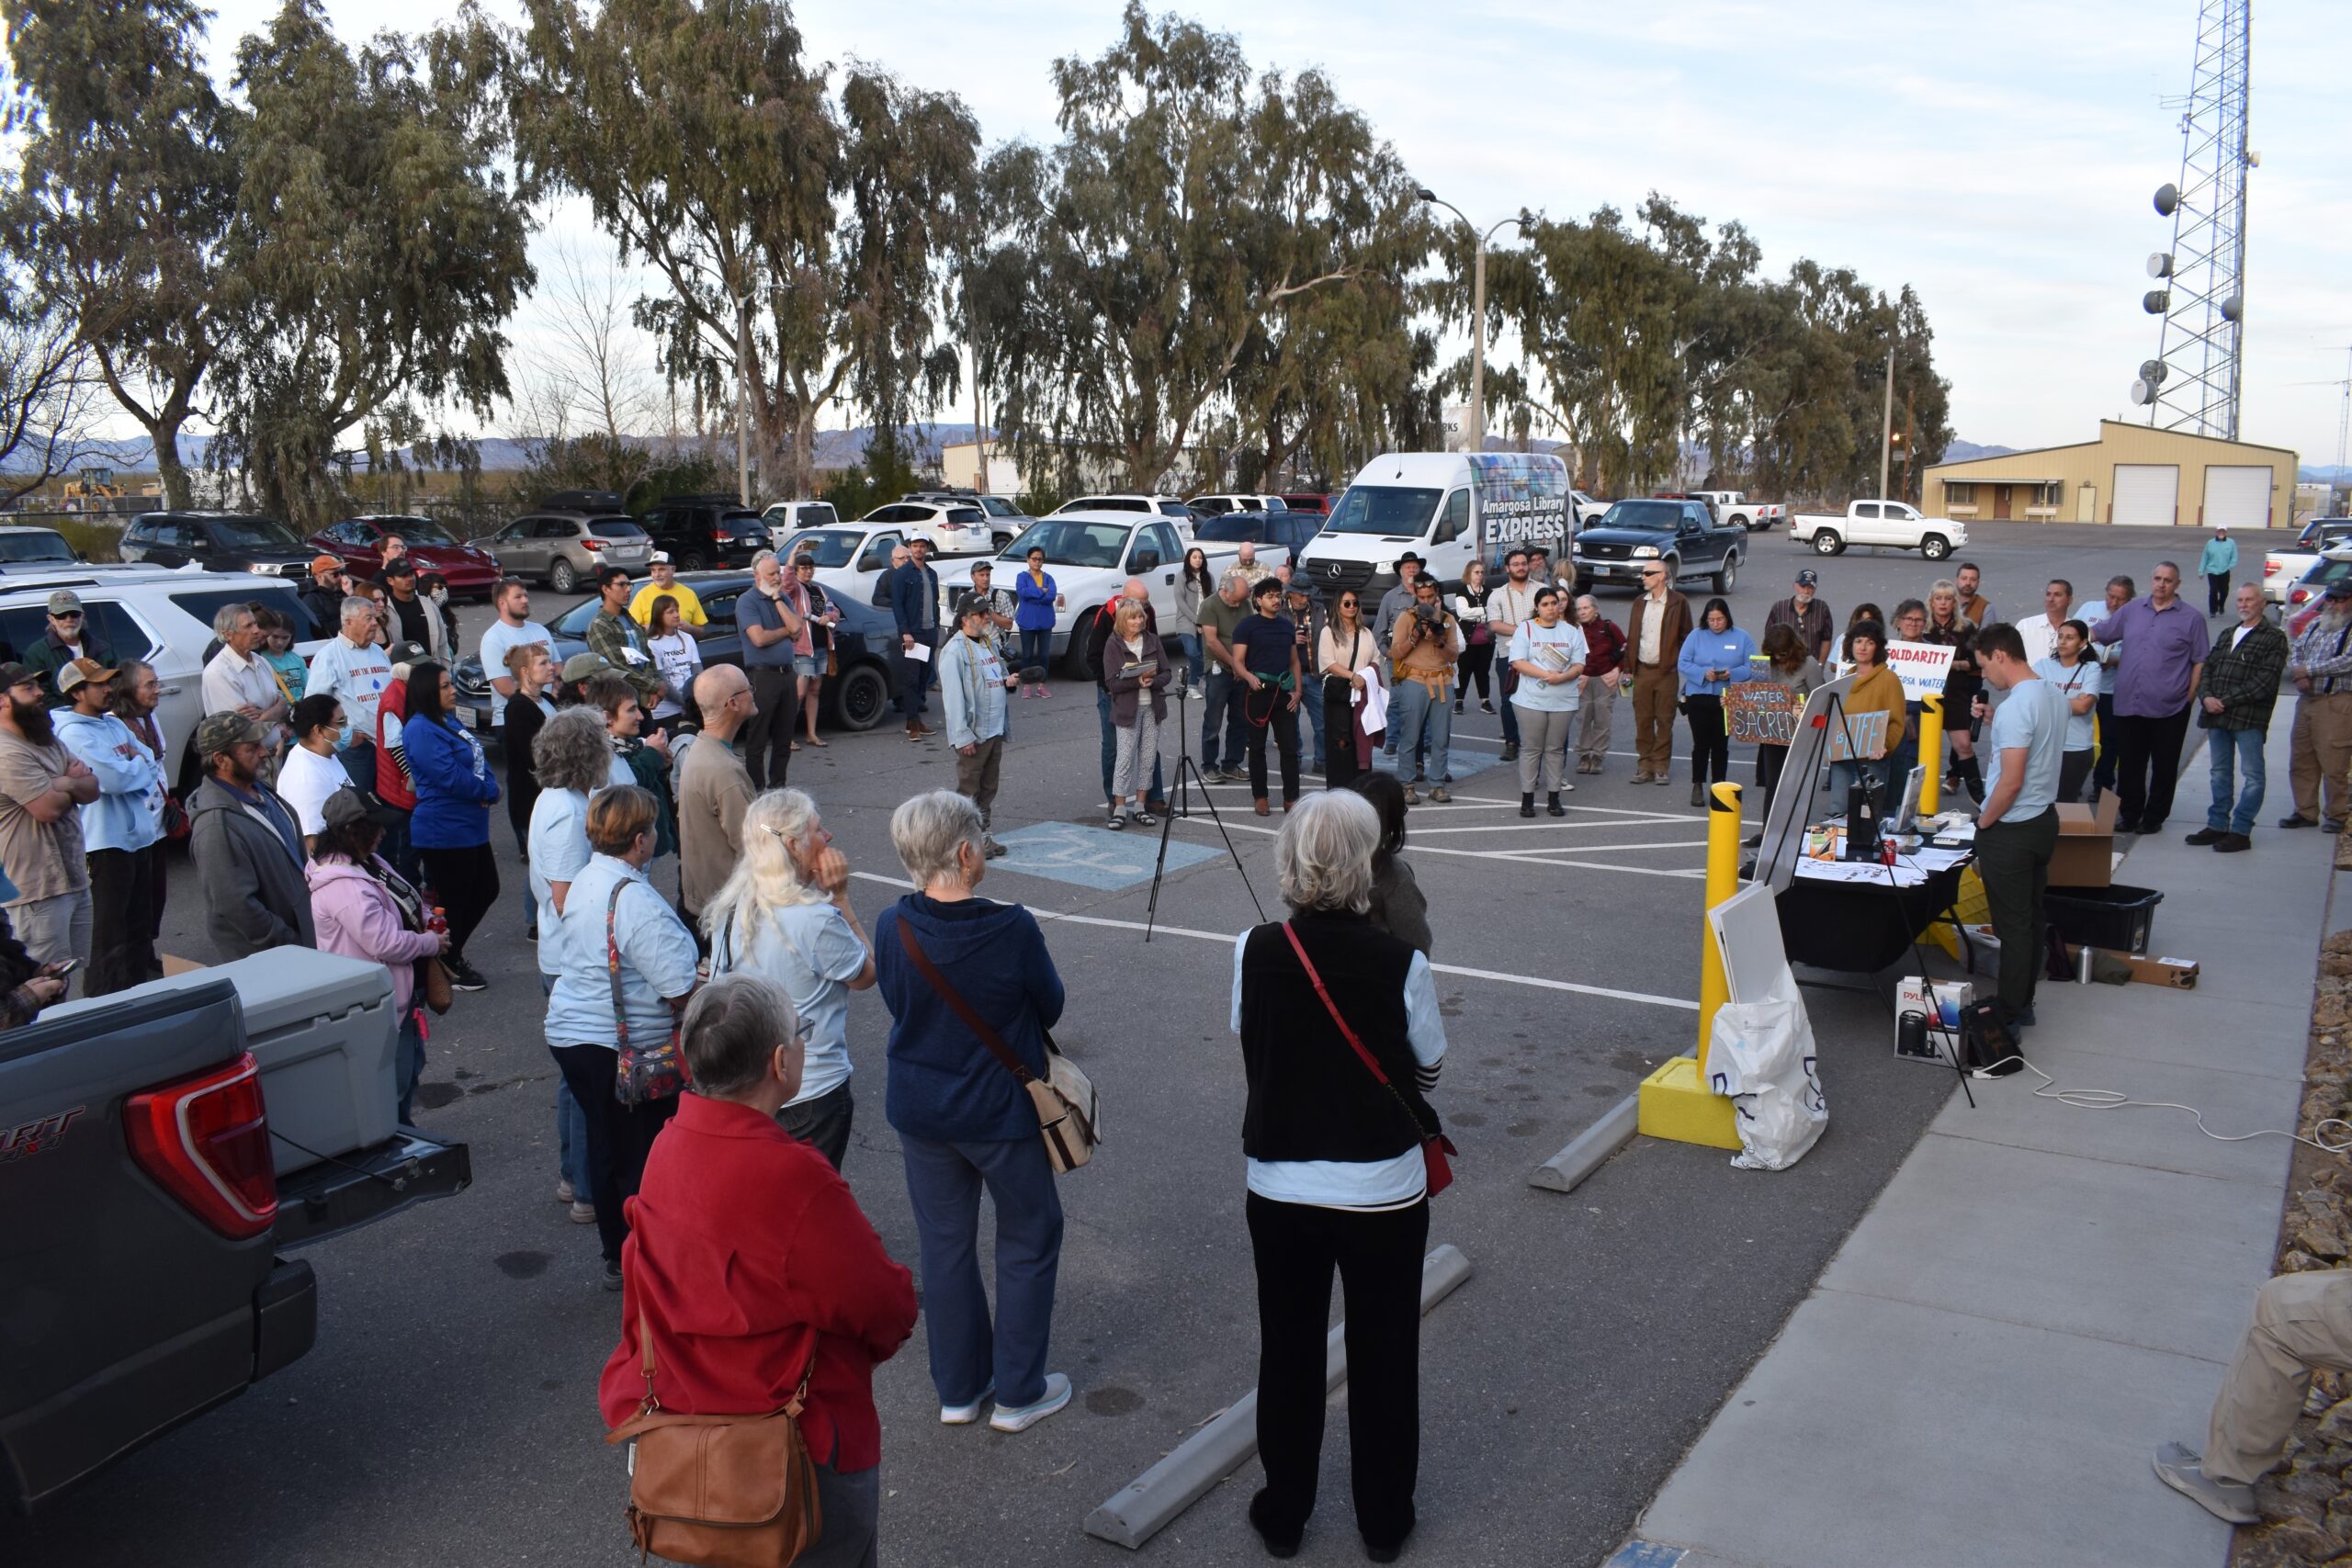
[1967,1054,2352,1154]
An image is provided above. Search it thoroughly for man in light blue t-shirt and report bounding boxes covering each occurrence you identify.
[1972,622,2070,1046]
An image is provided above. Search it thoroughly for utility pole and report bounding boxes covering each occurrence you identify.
[1878,346,1895,501]
[1418,188,1521,454]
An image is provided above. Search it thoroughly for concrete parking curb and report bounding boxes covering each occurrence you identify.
[1530,1093,1640,1193]
[1080,1243,1474,1550]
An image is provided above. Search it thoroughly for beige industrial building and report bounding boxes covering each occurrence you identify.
[1923,420,2299,529]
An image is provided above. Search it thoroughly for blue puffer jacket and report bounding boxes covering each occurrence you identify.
[402,712,499,849]
[876,893,1065,1143]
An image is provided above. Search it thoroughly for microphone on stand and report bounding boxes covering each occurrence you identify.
[1017,665,1048,687]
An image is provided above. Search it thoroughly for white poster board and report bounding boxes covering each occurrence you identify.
[1752,672,1859,896]
[1883,640,1954,703]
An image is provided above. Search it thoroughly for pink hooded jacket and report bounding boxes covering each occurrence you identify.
[305,857,441,1018]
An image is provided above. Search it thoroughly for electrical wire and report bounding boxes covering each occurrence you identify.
[1965,1053,2352,1154]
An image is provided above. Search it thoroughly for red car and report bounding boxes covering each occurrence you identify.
[1280,492,1335,514]
[306,514,503,601]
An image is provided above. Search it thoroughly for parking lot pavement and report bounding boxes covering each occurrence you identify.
[1,525,2259,1565]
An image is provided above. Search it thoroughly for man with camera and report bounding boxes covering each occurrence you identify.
[1387,576,1462,805]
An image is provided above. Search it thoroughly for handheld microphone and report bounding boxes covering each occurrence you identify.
[1017,665,1048,686]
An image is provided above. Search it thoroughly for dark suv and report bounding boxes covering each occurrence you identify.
[638,495,772,571]
[117,513,317,579]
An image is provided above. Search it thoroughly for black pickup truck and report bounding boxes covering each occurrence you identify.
[0,954,468,1510]
[1570,498,1747,595]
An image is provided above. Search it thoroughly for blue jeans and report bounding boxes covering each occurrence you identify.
[1169,631,1204,687]
[514,821,534,933]
[900,1133,1063,1409]
[1018,626,1052,675]
[1300,677,1326,771]
[547,972,593,1198]
[1391,677,1450,784]
[1201,668,1248,772]
[2206,725,2266,835]
[1097,685,1164,802]
[396,1010,425,1125]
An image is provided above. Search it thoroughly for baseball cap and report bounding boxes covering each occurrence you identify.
[0,661,39,692]
[196,710,268,757]
[379,555,416,578]
[45,590,83,615]
[386,639,431,667]
[649,550,672,565]
[53,657,116,695]
[955,592,989,620]
[311,554,342,574]
[1795,569,1818,587]
[321,787,372,829]
[2326,580,2352,602]
[560,651,613,683]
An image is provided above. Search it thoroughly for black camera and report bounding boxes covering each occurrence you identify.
[1410,601,1442,631]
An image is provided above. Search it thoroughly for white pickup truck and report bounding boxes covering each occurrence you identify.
[1687,490,1788,531]
[939,511,1285,679]
[1790,499,1965,560]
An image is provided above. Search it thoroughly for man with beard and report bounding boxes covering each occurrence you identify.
[187,711,315,960]
[2280,580,2352,834]
[0,662,97,981]
[23,590,116,709]
[54,659,164,996]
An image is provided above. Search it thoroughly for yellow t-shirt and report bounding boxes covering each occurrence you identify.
[630,581,707,627]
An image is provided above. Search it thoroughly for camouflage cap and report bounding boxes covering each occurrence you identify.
[195,710,269,757]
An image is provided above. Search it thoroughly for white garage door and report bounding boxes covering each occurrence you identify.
[2112,464,2180,526]
[2203,465,2273,530]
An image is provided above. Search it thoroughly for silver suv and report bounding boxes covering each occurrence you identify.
[483,510,653,593]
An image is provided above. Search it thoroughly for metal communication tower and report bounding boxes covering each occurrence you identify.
[2133,0,2252,439]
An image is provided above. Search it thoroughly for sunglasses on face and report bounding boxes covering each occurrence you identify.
[51,611,81,623]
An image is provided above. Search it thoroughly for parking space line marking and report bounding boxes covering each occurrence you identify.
[1402,844,1708,878]
[844,872,1699,1010]
[1408,819,1705,836]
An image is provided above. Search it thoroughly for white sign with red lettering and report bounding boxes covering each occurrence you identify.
[1883,639,1955,703]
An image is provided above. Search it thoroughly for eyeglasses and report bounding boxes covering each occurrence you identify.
[51,611,81,623]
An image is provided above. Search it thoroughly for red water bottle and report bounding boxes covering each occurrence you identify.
[427,905,448,935]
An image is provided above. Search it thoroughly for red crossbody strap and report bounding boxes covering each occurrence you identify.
[895,918,1036,1086]
[1281,920,1391,1087]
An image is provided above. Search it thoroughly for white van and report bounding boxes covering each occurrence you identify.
[1295,451,1573,604]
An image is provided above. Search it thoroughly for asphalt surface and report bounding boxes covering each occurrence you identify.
[0,522,2264,1566]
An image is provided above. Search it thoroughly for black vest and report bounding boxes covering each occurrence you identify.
[1238,912,1435,1164]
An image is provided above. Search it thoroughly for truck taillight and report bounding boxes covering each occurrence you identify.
[125,1053,277,1239]
[2267,558,2281,575]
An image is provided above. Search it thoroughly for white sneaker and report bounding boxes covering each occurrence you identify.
[940,1387,993,1425]
[2153,1442,2259,1524]
[556,1179,575,1203]
[569,1201,597,1224]
[989,1372,1071,1433]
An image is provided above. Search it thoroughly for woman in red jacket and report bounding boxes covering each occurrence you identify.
[600,973,917,1566]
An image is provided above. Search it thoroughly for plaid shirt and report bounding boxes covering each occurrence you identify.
[2196,619,2289,729]
[2294,615,2352,696]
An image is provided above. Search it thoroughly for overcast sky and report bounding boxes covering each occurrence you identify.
[197,0,2352,466]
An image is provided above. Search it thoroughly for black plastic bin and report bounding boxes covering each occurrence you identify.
[2043,883,2164,955]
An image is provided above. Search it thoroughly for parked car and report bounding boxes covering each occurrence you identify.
[1050,492,1198,525]
[1279,492,1335,514]
[760,500,842,537]
[1573,497,1747,593]
[1297,451,1573,603]
[0,952,469,1509]
[1681,490,1787,531]
[938,513,1282,679]
[1193,509,1325,559]
[2266,521,2352,604]
[2285,547,2352,622]
[637,494,772,571]
[450,570,899,735]
[1189,493,1291,516]
[858,499,993,557]
[770,522,922,611]
[305,514,502,599]
[0,565,322,795]
[899,491,1031,549]
[0,525,80,567]
[117,512,319,578]
[1571,490,1611,526]
[1789,499,1964,560]
[482,509,653,593]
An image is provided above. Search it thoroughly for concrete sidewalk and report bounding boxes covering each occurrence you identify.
[1622,704,2332,1568]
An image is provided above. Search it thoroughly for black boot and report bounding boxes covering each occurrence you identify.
[1519,793,1536,818]
[1546,792,1566,817]
[1957,757,1984,802]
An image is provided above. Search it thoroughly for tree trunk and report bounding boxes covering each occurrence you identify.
[793,407,818,501]
[148,413,194,509]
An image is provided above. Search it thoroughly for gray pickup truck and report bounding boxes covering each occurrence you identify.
[0,952,469,1510]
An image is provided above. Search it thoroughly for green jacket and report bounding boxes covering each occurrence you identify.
[585,609,663,710]
[23,627,117,709]
[2196,619,2289,730]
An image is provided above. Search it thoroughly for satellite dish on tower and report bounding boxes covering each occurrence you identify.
[2130,378,2156,407]
[2221,295,2243,321]
[2143,289,2171,314]
[2140,360,2169,385]
[2147,252,2173,278]
[2154,183,2180,216]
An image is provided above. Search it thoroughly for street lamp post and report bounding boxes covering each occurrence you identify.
[1419,188,1522,454]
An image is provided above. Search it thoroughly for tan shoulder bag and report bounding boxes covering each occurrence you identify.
[604,1318,822,1568]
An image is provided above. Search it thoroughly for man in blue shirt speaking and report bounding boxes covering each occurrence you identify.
[1971,622,2070,1047]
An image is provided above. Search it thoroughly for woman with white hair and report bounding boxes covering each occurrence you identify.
[1101,599,1168,829]
[1233,789,1448,1562]
[703,789,876,1170]
[873,789,1071,1435]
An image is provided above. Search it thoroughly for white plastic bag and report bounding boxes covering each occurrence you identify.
[1706,997,1828,1171]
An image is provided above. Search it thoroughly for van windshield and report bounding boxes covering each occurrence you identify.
[1321,486,1442,537]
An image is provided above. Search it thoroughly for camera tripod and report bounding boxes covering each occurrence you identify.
[1145,670,1263,942]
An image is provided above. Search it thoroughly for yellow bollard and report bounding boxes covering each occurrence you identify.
[1917,694,1943,817]
[1636,779,1744,1151]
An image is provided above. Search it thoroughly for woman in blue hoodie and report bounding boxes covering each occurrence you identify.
[1676,597,1758,808]
[873,789,1072,1436]
[401,661,500,992]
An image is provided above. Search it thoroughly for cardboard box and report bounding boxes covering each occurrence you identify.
[160,954,205,976]
[2064,943,2199,989]
[2049,790,2120,888]
[1895,976,1973,1065]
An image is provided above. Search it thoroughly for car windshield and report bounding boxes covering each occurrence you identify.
[0,531,74,562]
[1000,520,1133,569]
[777,528,864,567]
[1193,516,1266,543]
[979,497,1016,517]
[1596,501,1684,531]
[379,517,457,545]
[552,597,601,635]
[589,518,646,538]
[209,515,304,550]
[1321,486,1442,536]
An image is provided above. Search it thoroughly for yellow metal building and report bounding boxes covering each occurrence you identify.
[1923,420,2299,530]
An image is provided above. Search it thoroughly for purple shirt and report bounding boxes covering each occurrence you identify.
[2089,595,2211,717]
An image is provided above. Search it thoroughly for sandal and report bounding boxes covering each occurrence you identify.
[1130,810,1158,827]
[1106,809,1125,829]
